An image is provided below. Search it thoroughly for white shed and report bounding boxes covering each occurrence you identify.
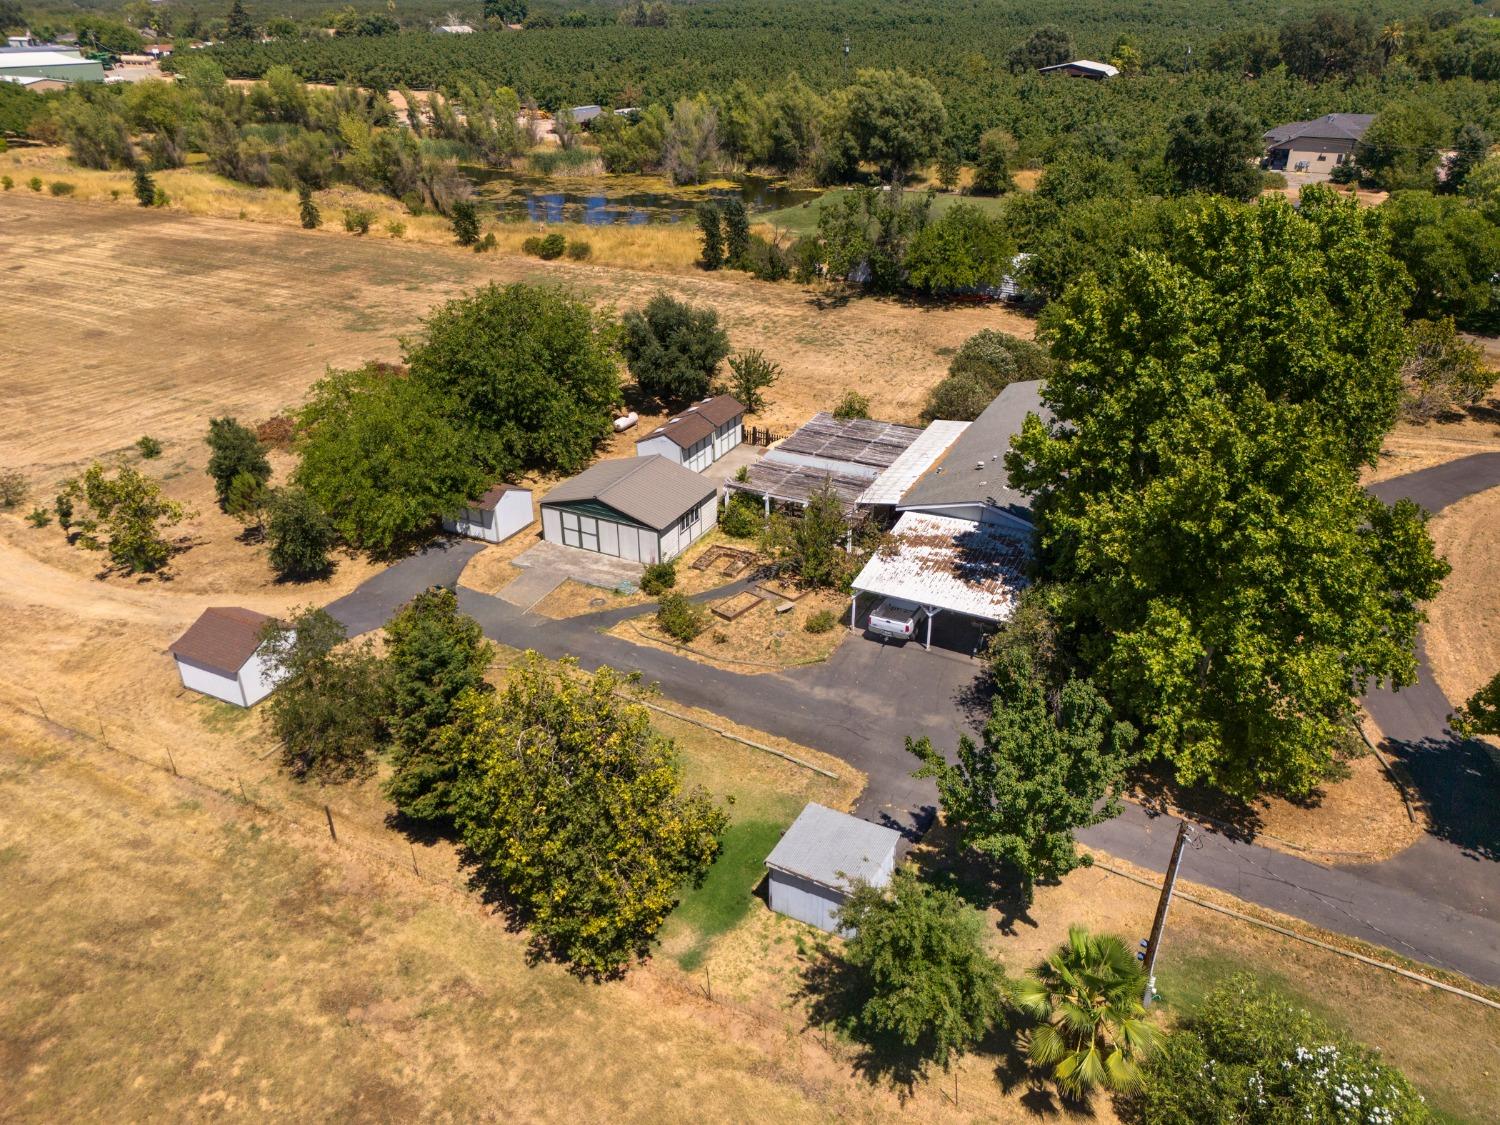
[540,455,717,564]
[634,394,745,473]
[168,607,287,708]
[443,484,533,544]
[764,804,902,934]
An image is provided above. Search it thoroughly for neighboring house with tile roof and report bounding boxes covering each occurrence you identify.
[168,607,287,707]
[540,455,718,563]
[634,394,745,472]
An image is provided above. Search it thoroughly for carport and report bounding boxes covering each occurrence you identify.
[849,512,1029,649]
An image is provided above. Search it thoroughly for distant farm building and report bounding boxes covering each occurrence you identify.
[634,394,745,472]
[541,455,717,564]
[0,46,106,84]
[443,484,533,544]
[434,23,475,33]
[764,804,902,934]
[0,73,68,91]
[168,607,286,708]
[1264,113,1374,172]
[1038,59,1119,80]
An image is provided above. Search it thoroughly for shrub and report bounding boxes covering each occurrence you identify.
[152,187,169,208]
[48,181,76,197]
[640,558,677,595]
[923,330,1053,421]
[28,176,42,192]
[342,207,374,234]
[474,231,498,252]
[267,487,336,580]
[719,494,762,538]
[135,435,163,459]
[0,469,28,509]
[760,486,853,589]
[254,414,296,450]
[1262,170,1288,189]
[131,166,153,206]
[832,390,870,420]
[803,609,837,634]
[26,507,51,527]
[1,175,12,190]
[621,292,730,403]
[401,191,425,215]
[297,185,320,229]
[1330,160,1360,185]
[565,239,592,260]
[743,234,790,281]
[921,371,994,422]
[205,417,270,509]
[524,231,566,259]
[385,219,406,238]
[58,462,187,574]
[726,348,780,414]
[657,591,709,642]
[450,198,480,245]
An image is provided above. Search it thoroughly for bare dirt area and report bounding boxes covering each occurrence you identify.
[2,191,1018,479]
[1425,484,1500,716]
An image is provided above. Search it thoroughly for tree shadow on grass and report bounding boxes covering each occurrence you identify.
[904,821,1040,934]
[797,948,932,1093]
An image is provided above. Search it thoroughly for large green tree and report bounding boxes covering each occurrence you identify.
[405,283,621,475]
[620,292,729,403]
[1163,100,1263,201]
[293,364,488,554]
[1382,191,1500,325]
[1356,101,1450,191]
[62,462,187,574]
[902,202,1014,296]
[832,870,1008,1073]
[840,68,946,185]
[911,653,1134,904]
[451,654,726,976]
[1009,190,1449,798]
[205,417,271,509]
[383,587,494,824]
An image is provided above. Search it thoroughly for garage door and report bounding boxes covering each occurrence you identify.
[559,510,602,553]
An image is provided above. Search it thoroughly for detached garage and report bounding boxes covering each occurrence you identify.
[540,455,717,565]
[168,607,287,708]
[634,394,745,472]
[764,803,902,934]
[443,484,533,544]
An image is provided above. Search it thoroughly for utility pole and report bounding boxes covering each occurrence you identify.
[1141,819,1194,1008]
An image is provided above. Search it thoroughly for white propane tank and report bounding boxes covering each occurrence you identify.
[612,411,639,433]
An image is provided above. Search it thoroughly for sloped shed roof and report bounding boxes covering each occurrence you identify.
[765,804,902,892]
[169,607,274,678]
[638,394,745,450]
[542,455,715,531]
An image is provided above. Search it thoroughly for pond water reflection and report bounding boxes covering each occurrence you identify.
[463,169,821,225]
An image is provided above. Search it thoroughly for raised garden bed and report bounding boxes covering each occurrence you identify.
[691,545,758,578]
[711,590,764,621]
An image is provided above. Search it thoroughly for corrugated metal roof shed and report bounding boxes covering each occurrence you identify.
[542,455,715,531]
[852,512,1029,622]
[775,413,924,471]
[765,804,902,892]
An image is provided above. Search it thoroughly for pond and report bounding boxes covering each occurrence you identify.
[461,169,822,226]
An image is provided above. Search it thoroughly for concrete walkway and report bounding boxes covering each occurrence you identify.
[321,453,1500,984]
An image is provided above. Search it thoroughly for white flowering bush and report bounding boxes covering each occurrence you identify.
[1124,974,1428,1124]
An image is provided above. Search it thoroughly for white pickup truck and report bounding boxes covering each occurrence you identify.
[866,597,921,641]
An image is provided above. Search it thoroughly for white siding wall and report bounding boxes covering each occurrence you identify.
[713,418,743,460]
[682,436,713,473]
[659,495,717,560]
[635,435,683,464]
[542,506,562,543]
[237,648,283,707]
[443,506,500,543]
[768,871,849,934]
[599,519,620,556]
[495,490,533,539]
[175,656,246,706]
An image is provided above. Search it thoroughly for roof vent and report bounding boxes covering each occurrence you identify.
[975,462,985,470]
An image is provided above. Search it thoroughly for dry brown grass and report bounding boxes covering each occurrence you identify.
[1363,406,1500,484]
[531,530,760,619]
[1425,484,1500,716]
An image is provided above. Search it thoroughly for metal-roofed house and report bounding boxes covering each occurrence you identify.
[442,483,533,544]
[168,607,287,707]
[764,803,903,934]
[1038,59,1119,80]
[1263,113,1374,173]
[0,46,105,83]
[726,413,925,515]
[634,394,745,472]
[540,455,718,563]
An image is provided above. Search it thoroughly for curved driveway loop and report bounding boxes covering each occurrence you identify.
[327,453,1500,984]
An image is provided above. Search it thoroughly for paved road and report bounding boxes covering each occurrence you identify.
[323,454,1500,982]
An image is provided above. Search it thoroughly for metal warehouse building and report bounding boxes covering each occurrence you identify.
[764,804,902,934]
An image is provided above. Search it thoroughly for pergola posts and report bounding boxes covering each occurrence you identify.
[925,608,934,651]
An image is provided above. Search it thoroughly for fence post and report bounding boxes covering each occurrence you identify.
[238,778,248,803]
[324,805,337,842]
[165,746,178,776]
[410,843,420,876]
[34,694,48,722]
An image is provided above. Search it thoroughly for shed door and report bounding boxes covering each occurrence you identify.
[559,510,602,553]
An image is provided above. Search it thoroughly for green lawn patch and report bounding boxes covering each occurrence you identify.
[668,817,787,971]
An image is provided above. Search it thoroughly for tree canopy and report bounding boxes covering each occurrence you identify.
[840,68,946,184]
[1163,100,1263,200]
[620,292,730,403]
[405,283,622,475]
[1009,190,1449,798]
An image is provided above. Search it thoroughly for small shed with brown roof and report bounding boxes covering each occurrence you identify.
[442,483,533,544]
[634,394,745,472]
[168,606,287,707]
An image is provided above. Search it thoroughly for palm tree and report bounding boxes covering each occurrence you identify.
[1379,21,1406,64]
[1014,926,1161,1098]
